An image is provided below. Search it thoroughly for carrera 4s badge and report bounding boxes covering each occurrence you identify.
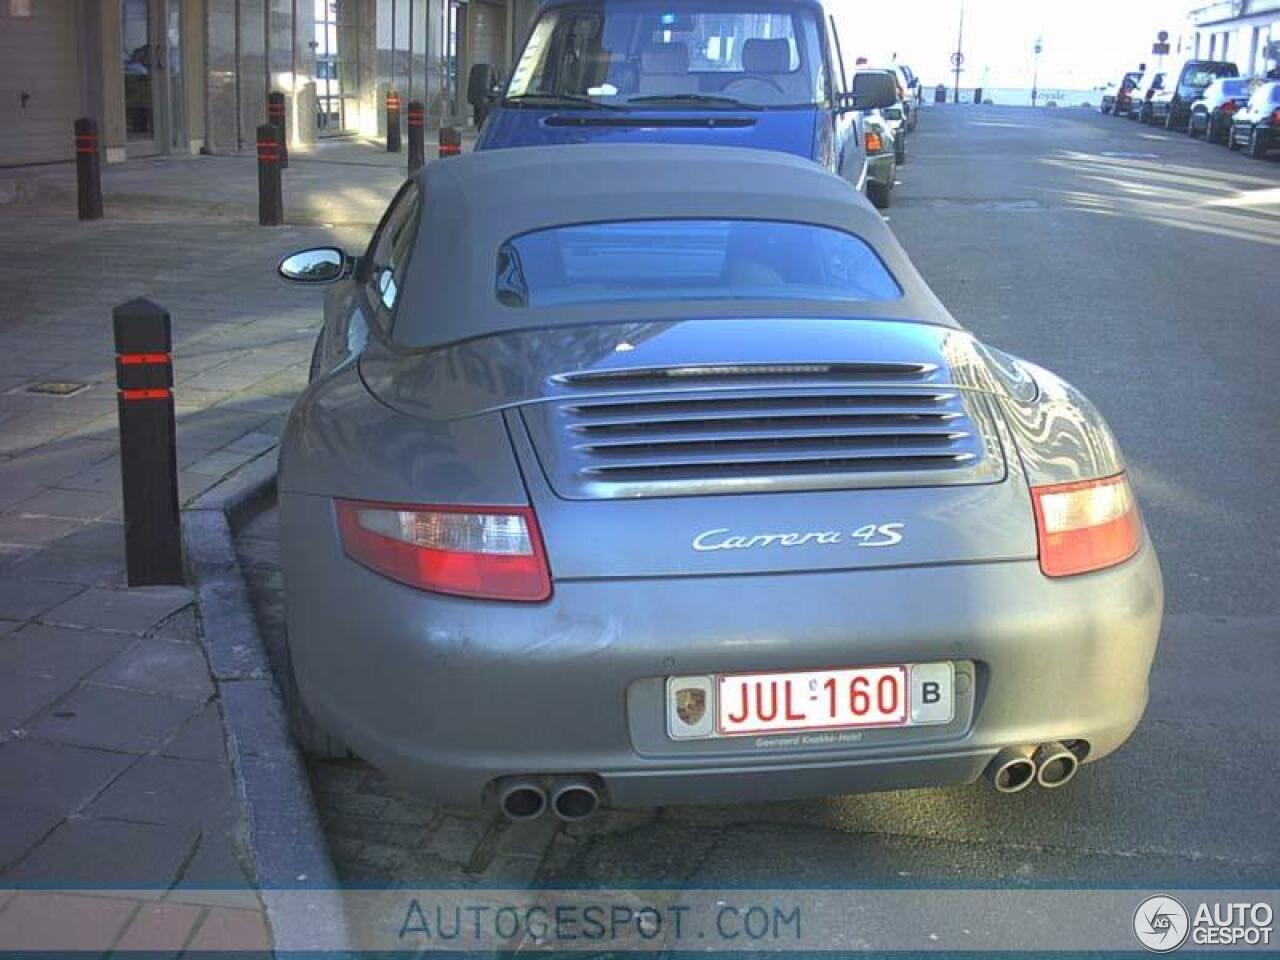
[692,524,905,552]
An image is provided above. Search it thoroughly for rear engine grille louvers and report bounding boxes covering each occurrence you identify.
[523,368,1006,499]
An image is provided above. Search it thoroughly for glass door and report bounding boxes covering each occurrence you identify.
[313,0,357,136]
[122,0,184,156]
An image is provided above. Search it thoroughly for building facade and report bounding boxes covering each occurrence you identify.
[1187,0,1280,76]
[1,0,537,167]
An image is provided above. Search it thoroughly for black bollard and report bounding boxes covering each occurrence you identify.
[267,91,289,169]
[438,125,461,159]
[407,100,426,174]
[113,298,182,587]
[257,123,283,226]
[74,117,104,221]
[386,90,402,153]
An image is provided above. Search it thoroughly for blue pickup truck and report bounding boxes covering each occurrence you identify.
[468,0,898,207]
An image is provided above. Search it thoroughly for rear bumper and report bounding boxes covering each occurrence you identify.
[281,492,1163,807]
[865,152,895,187]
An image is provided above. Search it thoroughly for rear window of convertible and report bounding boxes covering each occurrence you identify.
[496,220,903,308]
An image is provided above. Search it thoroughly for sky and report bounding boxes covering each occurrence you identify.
[831,0,1191,92]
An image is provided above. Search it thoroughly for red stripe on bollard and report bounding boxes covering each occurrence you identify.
[119,352,171,365]
[121,388,171,401]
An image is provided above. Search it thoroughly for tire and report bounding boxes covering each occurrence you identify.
[1188,115,1201,139]
[895,137,906,165]
[1205,115,1217,144]
[867,179,891,210]
[282,639,355,760]
[1249,128,1267,159]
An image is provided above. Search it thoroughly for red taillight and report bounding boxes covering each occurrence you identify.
[336,500,552,602]
[1271,109,1280,125]
[1030,473,1141,578]
[1221,100,1238,115]
[865,129,883,152]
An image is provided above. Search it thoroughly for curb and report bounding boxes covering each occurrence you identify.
[184,453,351,954]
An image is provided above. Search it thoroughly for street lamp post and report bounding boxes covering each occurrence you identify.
[953,0,965,104]
[1031,37,1043,107]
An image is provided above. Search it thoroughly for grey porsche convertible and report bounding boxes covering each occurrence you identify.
[276,144,1162,821]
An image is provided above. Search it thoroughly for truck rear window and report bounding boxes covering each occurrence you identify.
[496,220,903,308]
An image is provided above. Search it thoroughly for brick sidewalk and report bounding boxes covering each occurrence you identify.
[0,139,411,949]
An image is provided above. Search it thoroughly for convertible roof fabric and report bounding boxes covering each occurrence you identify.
[394,143,957,348]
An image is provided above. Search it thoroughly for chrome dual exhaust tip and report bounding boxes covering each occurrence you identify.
[985,741,1083,793]
[497,776,601,821]
[1033,741,1080,789]
[984,745,1037,793]
[550,777,600,822]
[498,779,547,821]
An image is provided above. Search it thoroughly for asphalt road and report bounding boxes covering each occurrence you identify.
[240,104,1280,896]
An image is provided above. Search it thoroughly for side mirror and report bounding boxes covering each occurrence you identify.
[468,63,496,108]
[848,71,898,111]
[278,247,349,284]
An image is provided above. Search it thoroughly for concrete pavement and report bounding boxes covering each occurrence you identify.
[0,137,413,949]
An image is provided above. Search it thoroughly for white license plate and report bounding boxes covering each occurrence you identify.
[666,663,954,739]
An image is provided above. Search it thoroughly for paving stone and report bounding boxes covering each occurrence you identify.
[0,803,62,871]
[3,818,199,887]
[0,623,132,681]
[0,671,79,734]
[113,899,203,954]
[0,892,137,951]
[186,448,260,477]
[26,684,201,754]
[0,740,134,814]
[0,514,86,548]
[223,431,279,456]
[11,488,121,521]
[90,637,213,701]
[47,521,125,554]
[0,619,19,637]
[6,546,127,587]
[88,755,237,829]
[187,906,271,953]
[40,588,192,634]
[422,815,491,864]
[152,605,200,644]
[160,701,227,762]
[0,578,85,621]
[171,832,259,908]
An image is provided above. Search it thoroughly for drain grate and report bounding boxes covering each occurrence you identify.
[24,381,91,397]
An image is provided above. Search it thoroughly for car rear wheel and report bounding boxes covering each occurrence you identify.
[895,137,906,165]
[1249,129,1267,159]
[867,179,891,210]
[282,638,355,760]
[1205,115,1217,143]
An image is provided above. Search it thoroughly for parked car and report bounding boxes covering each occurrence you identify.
[881,101,908,163]
[1149,59,1239,129]
[469,0,897,208]
[891,63,921,129]
[1104,70,1143,116]
[862,107,898,206]
[1130,71,1165,123]
[274,143,1163,816]
[1228,80,1280,158]
[1187,76,1255,143]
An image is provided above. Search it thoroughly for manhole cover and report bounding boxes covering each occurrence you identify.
[24,381,90,396]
